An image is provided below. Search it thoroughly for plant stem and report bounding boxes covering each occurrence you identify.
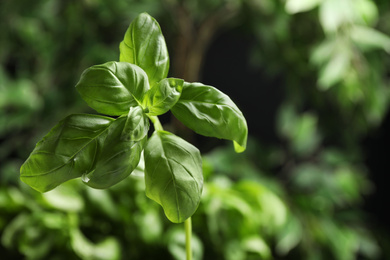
[185,217,192,260]
[149,116,163,131]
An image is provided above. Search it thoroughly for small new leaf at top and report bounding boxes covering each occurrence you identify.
[142,78,183,116]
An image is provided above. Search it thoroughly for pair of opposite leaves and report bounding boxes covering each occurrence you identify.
[20,13,248,223]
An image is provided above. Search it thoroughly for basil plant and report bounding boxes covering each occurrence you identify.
[20,13,247,223]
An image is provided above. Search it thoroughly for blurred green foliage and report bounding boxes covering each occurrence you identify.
[0,142,379,259]
[1,0,390,259]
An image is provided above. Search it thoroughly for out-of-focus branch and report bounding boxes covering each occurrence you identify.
[187,4,239,81]
[168,3,239,81]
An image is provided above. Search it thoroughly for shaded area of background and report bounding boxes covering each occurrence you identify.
[1,0,390,259]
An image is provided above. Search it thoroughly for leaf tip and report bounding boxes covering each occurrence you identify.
[233,141,246,153]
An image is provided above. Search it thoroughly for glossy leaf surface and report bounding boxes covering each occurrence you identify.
[84,116,146,189]
[20,114,114,192]
[142,78,183,116]
[144,131,203,223]
[76,61,149,116]
[171,82,248,153]
[121,106,149,141]
[119,12,169,87]
[20,114,146,192]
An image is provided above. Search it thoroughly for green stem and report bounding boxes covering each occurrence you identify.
[149,116,163,131]
[185,217,192,260]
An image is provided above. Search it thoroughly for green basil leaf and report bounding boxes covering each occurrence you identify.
[144,130,203,223]
[142,78,183,116]
[171,82,248,153]
[20,114,114,192]
[119,12,169,87]
[83,116,146,189]
[121,106,149,141]
[76,61,149,116]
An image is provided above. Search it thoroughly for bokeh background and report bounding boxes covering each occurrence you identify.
[1,0,390,259]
